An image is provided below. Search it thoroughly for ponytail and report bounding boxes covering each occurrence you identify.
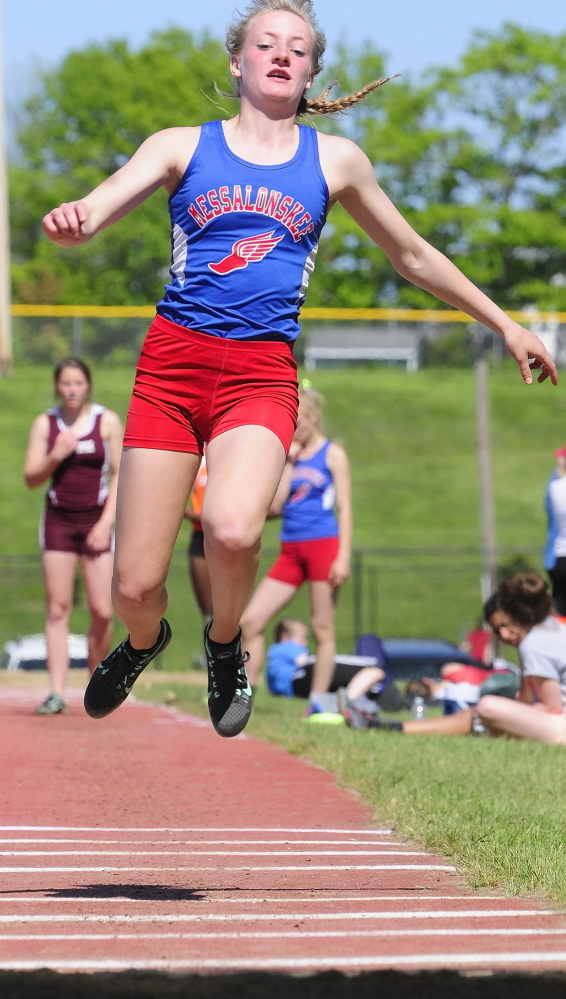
[298,75,400,118]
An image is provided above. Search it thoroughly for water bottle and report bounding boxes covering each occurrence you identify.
[471,715,487,736]
[410,695,426,721]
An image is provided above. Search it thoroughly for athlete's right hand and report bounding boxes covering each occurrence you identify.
[42,202,89,246]
[51,430,79,461]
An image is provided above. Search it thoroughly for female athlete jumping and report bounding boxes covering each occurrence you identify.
[42,0,556,739]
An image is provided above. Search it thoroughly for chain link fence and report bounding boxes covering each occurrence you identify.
[12,315,148,367]
[11,313,566,369]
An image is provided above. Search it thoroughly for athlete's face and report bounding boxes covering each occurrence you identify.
[488,610,528,647]
[56,368,90,409]
[232,11,315,108]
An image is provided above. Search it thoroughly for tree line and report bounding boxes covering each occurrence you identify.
[9,24,566,313]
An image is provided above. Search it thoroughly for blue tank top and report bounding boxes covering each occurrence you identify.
[281,440,338,542]
[157,120,328,341]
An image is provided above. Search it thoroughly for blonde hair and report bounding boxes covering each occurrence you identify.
[298,385,324,430]
[225,0,397,117]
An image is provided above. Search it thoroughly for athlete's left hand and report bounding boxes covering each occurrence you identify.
[329,556,350,588]
[85,520,112,553]
[502,323,558,385]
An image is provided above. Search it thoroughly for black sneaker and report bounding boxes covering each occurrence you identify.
[204,622,252,738]
[84,619,172,719]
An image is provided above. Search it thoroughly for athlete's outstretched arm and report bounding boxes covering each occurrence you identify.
[42,127,200,247]
[320,136,557,386]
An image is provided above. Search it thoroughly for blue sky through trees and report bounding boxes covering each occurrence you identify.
[3,0,565,88]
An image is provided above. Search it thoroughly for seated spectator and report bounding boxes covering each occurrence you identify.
[340,582,561,737]
[478,574,566,744]
[266,617,310,697]
[266,617,385,717]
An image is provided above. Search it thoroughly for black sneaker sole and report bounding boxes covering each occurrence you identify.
[204,622,253,738]
[84,619,172,719]
[211,694,253,739]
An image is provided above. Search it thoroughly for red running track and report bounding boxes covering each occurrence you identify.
[0,686,565,975]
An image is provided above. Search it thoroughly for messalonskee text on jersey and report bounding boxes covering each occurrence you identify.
[187,185,315,242]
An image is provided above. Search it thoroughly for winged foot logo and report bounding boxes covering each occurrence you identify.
[209,230,284,275]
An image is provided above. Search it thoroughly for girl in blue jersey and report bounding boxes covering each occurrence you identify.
[241,387,351,708]
[42,0,556,740]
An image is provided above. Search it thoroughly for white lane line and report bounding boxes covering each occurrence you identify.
[0,839,402,846]
[0,909,553,923]
[1,928,566,942]
[0,864,455,873]
[0,850,428,857]
[0,895,508,904]
[3,953,566,971]
[0,827,392,834]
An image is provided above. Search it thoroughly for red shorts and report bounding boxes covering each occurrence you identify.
[124,314,298,455]
[267,537,339,587]
[40,506,113,556]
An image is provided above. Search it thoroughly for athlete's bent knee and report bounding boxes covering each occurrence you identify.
[112,578,163,612]
[206,518,261,557]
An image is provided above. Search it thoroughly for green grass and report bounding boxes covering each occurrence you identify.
[136,675,566,904]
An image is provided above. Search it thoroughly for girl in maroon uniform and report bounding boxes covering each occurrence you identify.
[24,358,122,714]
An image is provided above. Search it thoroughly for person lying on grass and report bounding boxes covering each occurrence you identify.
[339,573,566,744]
[403,643,518,718]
